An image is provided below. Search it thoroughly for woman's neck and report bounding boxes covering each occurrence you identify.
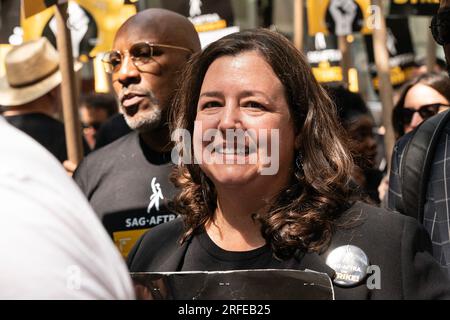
[204,168,293,252]
[205,187,270,252]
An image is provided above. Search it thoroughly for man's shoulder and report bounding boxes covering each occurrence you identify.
[431,116,450,159]
[394,131,414,156]
[87,131,138,159]
[74,131,138,185]
[392,111,450,165]
[442,115,450,133]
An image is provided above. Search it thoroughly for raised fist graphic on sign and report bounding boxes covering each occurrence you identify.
[325,0,364,36]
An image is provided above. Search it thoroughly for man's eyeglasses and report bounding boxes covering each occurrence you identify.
[401,103,450,124]
[430,9,450,46]
[101,42,193,74]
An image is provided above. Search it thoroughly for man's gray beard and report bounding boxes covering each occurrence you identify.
[122,107,163,133]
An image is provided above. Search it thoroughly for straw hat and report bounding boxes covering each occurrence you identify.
[0,37,82,107]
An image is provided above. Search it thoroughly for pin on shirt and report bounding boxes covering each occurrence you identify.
[325,245,369,287]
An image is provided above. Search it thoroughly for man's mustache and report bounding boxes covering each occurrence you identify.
[118,87,159,106]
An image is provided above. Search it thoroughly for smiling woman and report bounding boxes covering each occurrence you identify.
[127,29,450,300]
[194,52,294,187]
[171,30,353,256]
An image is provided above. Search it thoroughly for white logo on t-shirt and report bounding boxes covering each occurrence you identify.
[147,177,164,212]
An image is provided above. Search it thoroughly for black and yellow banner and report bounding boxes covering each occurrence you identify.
[307,0,372,36]
[161,0,234,33]
[364,17,416,90]
[390,0,439,16]
[21,0,136,57]
[305,33,358,91]
[21,0,64,18]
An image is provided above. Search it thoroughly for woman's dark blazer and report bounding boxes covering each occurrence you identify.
[127,202,450,299]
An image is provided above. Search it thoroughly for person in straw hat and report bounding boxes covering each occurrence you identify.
[0,37,84,163]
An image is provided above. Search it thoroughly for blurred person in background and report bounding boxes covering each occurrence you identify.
[0,37,89,163]
[79,93,118,150]
[93,112,131,150]
[411,57,447,76]
[326,85,383,204]
[392,72,450,140]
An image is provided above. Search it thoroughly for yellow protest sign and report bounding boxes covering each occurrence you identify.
[113,229,149,258]
[307,0,372,36]
[21,0,136,57]
[390,0,439,16]
[311,62,359,92]
[21,0,59,19]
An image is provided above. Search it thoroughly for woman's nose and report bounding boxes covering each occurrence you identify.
[217,104,241,132]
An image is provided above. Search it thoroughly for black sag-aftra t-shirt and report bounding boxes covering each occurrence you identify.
[74,131,178,258]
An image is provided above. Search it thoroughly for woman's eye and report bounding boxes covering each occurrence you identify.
[202,101,222,109]
[245,102,265,109]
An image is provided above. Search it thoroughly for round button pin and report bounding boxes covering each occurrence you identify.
[325,245,369,287]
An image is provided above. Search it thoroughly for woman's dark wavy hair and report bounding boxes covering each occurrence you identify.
[393,72,450,139]
[170,29,354,259]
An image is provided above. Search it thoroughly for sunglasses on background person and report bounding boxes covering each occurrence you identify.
[101,42,192,74]
[401,103,450,124]
[431,9,450,46]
